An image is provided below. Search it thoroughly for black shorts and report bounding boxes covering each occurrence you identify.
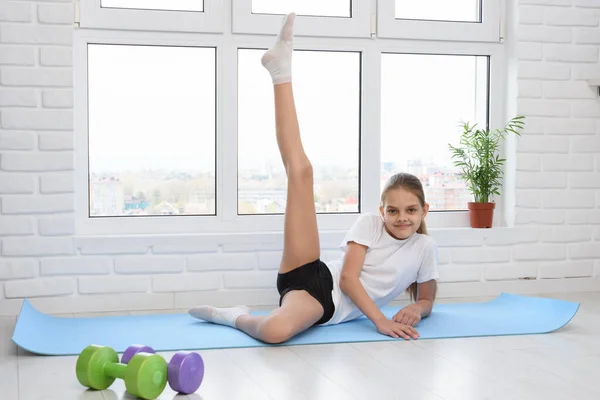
[276,259,335,325]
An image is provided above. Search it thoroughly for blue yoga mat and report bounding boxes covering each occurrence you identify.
[12,293,579,356]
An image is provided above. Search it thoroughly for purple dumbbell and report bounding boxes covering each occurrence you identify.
[121,344,155,364]
[121,344,204,395]
[168,351,204,395]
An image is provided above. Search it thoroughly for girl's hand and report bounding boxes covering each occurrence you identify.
[393,304,422,326]
[375,319,419,340]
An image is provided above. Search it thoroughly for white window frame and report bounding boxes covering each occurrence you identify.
[73,1,508,236]
[231,0,373,38]
[73,29,226,235]
[76,0,225,33]
[377,0,503,43]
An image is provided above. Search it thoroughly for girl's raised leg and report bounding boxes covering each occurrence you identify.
[261,12,321,275]
[188,13,324,341]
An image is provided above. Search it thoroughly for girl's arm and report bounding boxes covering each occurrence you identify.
[339,241,387,326]
[393,279,436,325]
[395,237,439,325]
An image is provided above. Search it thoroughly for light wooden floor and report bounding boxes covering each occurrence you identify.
[2,292,599,400]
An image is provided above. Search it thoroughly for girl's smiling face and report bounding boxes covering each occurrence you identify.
[379,187,429,240]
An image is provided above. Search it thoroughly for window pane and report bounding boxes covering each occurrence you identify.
[101,0,203,12]
[395,0,481,22]
[88,44,216,217]
[238,49,360,215]
[252,0,351,17]
[381,53,489,211]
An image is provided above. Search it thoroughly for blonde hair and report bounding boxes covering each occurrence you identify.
[381,173,438,303]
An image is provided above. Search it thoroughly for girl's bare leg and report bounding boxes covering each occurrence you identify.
[262,13,321,275]
[188,13,324,340]
[235,291,323,343]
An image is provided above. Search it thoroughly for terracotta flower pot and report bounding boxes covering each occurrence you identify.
[467,202,495,228]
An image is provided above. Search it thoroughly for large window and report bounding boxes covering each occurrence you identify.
[74,0,503,234]
[378,0,500,42]
[381,53,489,211]
[87,44,216,218]
[395,0,481,22]
[237,49,361,215]
[231,0,370,37]
[101,0,204,12]
[251,0,351,17]
[78,0,223,32]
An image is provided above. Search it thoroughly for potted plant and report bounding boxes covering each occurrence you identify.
[448,116,525,228]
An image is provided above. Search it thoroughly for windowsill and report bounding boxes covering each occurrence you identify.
[72,224,531,258]
[74,209,482,236]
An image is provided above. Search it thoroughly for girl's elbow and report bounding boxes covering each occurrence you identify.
[339,274,357,293]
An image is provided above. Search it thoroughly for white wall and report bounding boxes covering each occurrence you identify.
[0,0,599,316]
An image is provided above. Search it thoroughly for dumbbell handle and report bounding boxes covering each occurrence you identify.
[105,358,166,390]
[104,362,127,380]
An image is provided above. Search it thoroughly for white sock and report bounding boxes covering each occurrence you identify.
[188,305,251,328]
[261,12,296,85]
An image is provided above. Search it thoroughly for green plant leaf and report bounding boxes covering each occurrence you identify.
[447,116,526,203]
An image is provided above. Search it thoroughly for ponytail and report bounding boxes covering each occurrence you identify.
[417,219,428,235]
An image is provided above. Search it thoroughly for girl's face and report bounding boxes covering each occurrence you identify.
[379,187,429,240]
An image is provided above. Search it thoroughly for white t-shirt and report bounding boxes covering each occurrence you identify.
[321,212,439,326]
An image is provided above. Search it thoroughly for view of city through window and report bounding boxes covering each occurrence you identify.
[381,53,489,212]
[88,43,487,217]
[88,44,217,217]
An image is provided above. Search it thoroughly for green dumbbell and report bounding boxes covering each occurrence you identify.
[76,344,167,400]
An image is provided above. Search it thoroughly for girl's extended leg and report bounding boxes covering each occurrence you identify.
[261,12,321,275]
[188,13,325,341]
[188,290,322,344]
[235,290,323,343]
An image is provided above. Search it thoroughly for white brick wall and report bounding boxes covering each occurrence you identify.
[152,273,221,293]
[1,0,600,316]
[39,173,74,193]
[0,131,35,150]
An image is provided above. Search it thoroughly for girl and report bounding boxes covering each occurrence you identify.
[189,12,439,343]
